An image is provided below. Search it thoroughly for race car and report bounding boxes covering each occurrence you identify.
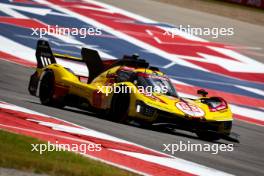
[28,40,239,142]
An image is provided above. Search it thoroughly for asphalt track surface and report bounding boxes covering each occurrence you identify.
[0,0,263,175]
[1,59,264,176]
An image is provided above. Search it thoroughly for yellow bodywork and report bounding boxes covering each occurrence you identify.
[34,63,233,135]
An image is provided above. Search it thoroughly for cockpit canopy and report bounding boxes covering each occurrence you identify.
[115,67,178,97]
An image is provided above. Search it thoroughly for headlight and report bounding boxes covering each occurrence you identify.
[201,97,228,112]
[136,100,156,116]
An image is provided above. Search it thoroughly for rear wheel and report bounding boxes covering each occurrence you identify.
[110,93,130,123]
[39,70,64,108]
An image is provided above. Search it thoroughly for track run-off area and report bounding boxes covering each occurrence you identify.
[0,0,264,175]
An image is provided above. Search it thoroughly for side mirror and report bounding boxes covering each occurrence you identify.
[197,89,208,97]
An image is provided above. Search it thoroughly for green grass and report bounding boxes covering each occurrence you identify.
[0,130,138,176]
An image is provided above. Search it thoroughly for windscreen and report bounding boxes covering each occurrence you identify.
[135,73,178,97]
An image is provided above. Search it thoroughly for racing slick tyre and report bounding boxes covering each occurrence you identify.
[196,132,221,141]
[110,92,130,123]
[39,70,64,108]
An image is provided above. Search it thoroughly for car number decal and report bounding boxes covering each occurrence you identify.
[176,101,205,117]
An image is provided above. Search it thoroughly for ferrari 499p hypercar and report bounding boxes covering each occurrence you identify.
[28,40,239,142]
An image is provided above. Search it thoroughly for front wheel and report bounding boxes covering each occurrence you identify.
[110,93,130,123]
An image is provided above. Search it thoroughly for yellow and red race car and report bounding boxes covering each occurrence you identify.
[29,40,239,142]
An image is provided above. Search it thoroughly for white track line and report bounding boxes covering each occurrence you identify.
[235,85,264,97]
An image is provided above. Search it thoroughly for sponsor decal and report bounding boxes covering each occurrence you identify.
[176,101,205,117]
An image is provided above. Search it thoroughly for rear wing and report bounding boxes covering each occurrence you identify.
[53,53,82,62]
[35,40,56,68]
[81,48,103,83]
[35,40,107,83]
[35,40,150,83]
[36,40,83,67]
